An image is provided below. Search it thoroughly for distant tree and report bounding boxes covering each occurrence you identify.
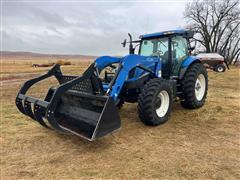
[184,0,240,65]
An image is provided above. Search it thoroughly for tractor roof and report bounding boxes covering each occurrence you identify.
[140,29,194,39]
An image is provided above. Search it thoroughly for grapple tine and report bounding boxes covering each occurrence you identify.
[33,103,51,129]
[16,98,27,115]
[23,100,37,121]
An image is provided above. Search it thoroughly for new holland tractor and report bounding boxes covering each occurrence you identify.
[16,29,208,141]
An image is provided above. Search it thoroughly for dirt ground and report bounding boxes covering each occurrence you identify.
[0,61,240,179]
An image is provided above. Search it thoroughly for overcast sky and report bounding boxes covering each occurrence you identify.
[2,0,190,56]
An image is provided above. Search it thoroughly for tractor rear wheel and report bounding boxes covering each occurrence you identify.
[180,63,208,109]
[137,79,173,126]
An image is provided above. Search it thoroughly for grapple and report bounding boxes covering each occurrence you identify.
[16,64,121,141]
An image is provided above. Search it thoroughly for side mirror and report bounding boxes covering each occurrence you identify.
[121,39,127,47]
[188,38,197,51]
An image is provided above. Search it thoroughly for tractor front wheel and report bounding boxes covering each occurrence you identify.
[117,98,124,109]
[180,63,208,109]
[137,79,173,126]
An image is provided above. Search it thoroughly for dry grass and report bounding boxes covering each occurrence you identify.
[0,60,240,179]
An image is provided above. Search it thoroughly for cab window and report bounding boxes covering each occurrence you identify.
[140,37,169,58]
[172,36,188,60]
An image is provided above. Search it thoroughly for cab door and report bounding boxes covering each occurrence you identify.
[155,37,170,77]
[171,36,188,76]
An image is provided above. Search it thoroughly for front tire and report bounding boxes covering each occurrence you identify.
[180,63,208,109]
[137,79,173,126]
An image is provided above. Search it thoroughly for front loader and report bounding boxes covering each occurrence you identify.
[16,29,208,141]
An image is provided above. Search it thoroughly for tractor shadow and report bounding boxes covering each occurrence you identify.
[49,101,203,151]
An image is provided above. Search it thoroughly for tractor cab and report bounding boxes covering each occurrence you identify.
[140,30,194,77]
[124,30,195,78]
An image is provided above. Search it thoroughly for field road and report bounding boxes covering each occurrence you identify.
[0,72,41,86]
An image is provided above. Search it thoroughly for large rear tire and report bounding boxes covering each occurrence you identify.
[137,79,173,126]
[180,63,208,109]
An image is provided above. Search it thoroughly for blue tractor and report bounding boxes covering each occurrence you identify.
[16,29,208,141]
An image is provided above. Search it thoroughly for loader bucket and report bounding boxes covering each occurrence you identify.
[55,90,121,141]
[16,63,121,140]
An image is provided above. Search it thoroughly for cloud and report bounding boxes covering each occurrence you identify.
[2,1,188,56]
[46,26,64,36]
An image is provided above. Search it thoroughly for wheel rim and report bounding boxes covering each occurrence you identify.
[156,90,170,117]
[195,74,206,101]
[217,66,224,72]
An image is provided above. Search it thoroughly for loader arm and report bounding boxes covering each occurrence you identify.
[97,54,161,101]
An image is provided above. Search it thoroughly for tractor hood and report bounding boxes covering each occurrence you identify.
[95,54,160,72]
[95,56,122,71]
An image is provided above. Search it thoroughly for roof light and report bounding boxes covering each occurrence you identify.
[163,31,174,35]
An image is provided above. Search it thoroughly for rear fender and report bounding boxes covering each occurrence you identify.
[179,56,201,79]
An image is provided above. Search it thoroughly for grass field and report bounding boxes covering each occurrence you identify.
[1,60,240,179]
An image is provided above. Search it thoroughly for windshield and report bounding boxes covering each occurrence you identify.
[139,37,168,57]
